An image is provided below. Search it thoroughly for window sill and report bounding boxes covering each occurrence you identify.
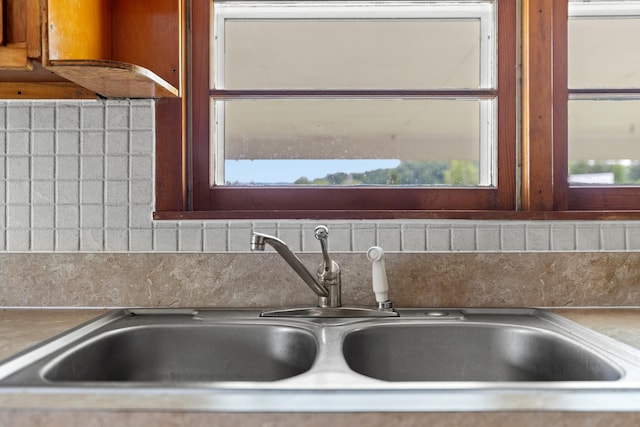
[153,210,640,221]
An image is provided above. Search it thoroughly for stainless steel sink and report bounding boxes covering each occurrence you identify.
[44,324,316,382]
[1,310,318,385]
[3,308,640,412]
[343,323,621,381]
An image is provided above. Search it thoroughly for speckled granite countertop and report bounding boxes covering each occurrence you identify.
[554,308,640,350]
[0,309,106,361]
[2,308,640,427]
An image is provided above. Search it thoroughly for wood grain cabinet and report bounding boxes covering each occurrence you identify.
[0,0,183,99]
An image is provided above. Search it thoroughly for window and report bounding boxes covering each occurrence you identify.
[522,0,640,212]
[565,0,640,209]
[155,0,640,219]
[174,0,516,218]
[212,1,497,188]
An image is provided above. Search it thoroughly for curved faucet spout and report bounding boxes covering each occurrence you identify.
[251,232,329,298]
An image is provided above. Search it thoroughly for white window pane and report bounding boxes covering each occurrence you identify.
[569,100,640,185]
[569,2,640,88]
[224,19,482,90]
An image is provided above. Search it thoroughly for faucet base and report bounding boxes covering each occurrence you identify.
[260,306,399,318]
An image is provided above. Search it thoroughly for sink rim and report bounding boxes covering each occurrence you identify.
[2,308,640,391]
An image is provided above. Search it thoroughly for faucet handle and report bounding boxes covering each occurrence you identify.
[314,225,329,241]
[314,225,335,275]
[367,246,392,309]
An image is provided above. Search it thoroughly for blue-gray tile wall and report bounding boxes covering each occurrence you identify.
[2,99,640,253]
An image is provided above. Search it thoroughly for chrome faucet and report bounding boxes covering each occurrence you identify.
[251,225,341,308]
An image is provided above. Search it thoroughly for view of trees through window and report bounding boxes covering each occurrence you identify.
[569,161,640,185]
[293,160,479,186]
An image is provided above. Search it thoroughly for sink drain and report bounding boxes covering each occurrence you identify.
[424,310,450,317]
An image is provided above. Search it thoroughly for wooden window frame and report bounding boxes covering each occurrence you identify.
[154,0,640,220]
[524,0,640,214]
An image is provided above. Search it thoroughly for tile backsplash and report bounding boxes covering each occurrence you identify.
[2,99,640,253]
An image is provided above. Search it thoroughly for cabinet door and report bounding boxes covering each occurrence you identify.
[44,0,183,98]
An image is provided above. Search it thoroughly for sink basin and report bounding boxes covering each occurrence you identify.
[3,308,640,412]
[343,323,621,381]
[44,324,317,382]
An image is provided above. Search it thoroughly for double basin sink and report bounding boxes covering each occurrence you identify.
[3,307,640,411]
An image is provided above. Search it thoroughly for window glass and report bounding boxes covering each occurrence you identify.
[217,99,493,186]
[212,1,496,188]
[569,3,640,89]
[568,100,640,185]
[223,19,482,90]
[568,1,640,185]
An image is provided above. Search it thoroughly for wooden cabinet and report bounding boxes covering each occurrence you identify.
[0,0,39,69]
[0,0,183,99]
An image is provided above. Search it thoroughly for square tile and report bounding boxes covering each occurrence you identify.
[131,180,153,204]
[106,105,130,129]
[106,181,129,205]
[377,225,402,252]
[56,205,79,228]
[106,156,129,180]
[154,226,179,252]
[476,225,501,251]
[82,131,105,154]
[81,104,105,129]
[31,180,55,205]
[105,205,128,229]
[105,131,129,154]
[131,104,154,129]
[81,156,104,180]
[526,224,551,251]
[31,156,55,180]
[179,224,203,252]
[56,229,80,251]
[7,205,30,228]
[56,181,79,204]
[81,180,104,204]
[57,131,80,154]
[105,229,128,251]
[6,106,30,129]
[130,155,152,180]
[32,205,55,228]
[81,229,104,251]
[551,224,576,251]
[32,131,55,155]
[427,226,451,251]
[130,204,152,228]
[203,223,229,252]
[401,224,427,252]
[6,156,29,180]
[32,105,55,129]
[57,104,81,129]
[130,229,153,251]
[7,181,30,204]
[451,225,476,251]
[56,156,79,180]
[352,223,377,252]
[576,224,600,251]
[602,224,626,251]
[81,205,104,228]
[31,229,55,251]
[501,224,526,251]
[6,131,29,155]
[6,229,30,251]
